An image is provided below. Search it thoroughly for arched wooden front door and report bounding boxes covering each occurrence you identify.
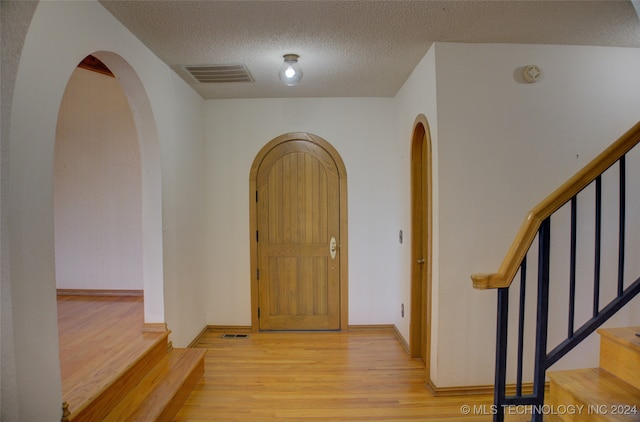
[250,133,348,331]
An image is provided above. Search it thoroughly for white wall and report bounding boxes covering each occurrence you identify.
[203,98,401,327]
[392,45,440,380]
[6,1,206,419]
[55,67,143,291]
[430,43,640,387]
[161,69,207,348]
[1,2,39,420]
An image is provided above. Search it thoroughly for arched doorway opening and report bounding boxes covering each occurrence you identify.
[54,53,165,414]
[54,51,164,326]
[54,55,143,295]
[409,115,433,377]
[249,132,349,331]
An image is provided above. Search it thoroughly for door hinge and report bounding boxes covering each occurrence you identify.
[257,268,260,280]
[258,307,261,319]
[256,190,258,202]
[256,230,259,242]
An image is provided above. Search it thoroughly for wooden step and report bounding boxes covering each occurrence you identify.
[547,368,640,422]
[103,348,206,422]
[599,326,640,391]
[68,331,169,421]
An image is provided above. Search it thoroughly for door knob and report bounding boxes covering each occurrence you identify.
[417,258,425,264]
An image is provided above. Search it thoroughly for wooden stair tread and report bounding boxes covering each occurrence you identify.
[548,368,640,419]
[103,348,206,422]
[67,331,169,421]
[599,326,640,392]
[63,331,168,397]
[598,327,640,353]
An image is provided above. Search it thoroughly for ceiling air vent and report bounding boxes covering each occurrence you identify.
[183,64,253,83]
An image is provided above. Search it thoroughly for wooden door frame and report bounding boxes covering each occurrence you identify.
[249,132,348,331]
[409,115,433,377]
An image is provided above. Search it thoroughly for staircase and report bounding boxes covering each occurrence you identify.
[471,122,640,422]
[547,327,640,421]
[65,332,206,422]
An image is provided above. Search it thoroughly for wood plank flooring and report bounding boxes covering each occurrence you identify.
[175,329,499,421]
[58,296,524,421]
[57,295,166,417]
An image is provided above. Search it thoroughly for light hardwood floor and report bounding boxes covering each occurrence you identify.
[58,296,514,421]
[175,329,499,421]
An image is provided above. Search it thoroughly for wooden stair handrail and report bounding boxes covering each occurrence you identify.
[472,121,640,290]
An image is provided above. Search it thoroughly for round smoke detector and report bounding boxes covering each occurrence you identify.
[523,65,542,83]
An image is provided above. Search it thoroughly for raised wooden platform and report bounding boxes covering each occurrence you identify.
[57,295,205,421]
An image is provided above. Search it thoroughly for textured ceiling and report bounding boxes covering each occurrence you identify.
[99,1,640,99]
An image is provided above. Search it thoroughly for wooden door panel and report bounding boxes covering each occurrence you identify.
[264,152,329,245]
[257,140,340,330]
[264,257,331,316]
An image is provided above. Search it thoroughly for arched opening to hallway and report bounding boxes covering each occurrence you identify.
[54,55,143,296]
[54,53,165,416]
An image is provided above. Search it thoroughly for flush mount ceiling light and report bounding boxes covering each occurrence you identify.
[278,54,303,86]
